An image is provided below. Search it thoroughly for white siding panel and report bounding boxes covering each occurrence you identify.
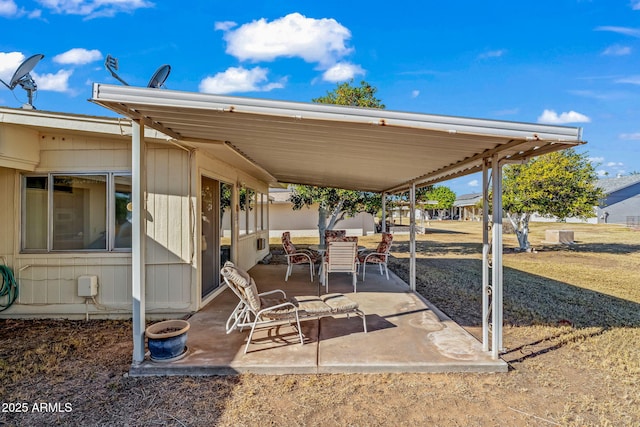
[0,168,15,256]
[168,265,184,304]
[154,264,169,304]
[38,134,130,171]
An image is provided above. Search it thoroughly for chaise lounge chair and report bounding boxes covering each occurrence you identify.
[221,261,367,354]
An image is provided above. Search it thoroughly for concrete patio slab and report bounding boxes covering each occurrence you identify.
[130,264,507,376]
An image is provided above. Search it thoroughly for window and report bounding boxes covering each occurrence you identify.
[257,192,266,231]
[247,188,256,234]
[239,186,257,236]
[22,173,132,252]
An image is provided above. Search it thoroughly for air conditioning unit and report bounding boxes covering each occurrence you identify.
[257,238,266,250]
[77,275,98,297]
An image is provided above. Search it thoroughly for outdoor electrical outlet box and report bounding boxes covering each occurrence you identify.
[77,275,98,297]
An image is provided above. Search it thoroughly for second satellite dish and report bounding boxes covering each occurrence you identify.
[0,53,45,109]
[105,54,171,88]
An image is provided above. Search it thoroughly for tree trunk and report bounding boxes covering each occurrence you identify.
[318,206,328,245]
[507,212,531,251]
[318,200,346,245]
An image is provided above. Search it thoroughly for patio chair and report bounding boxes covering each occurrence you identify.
[358,232,393,281]
[282,231,318,282]
[324,229,346,243]
[221,262,366,354]
[323,240,358,293]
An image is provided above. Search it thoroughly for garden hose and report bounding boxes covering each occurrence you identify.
[0,264,18,312]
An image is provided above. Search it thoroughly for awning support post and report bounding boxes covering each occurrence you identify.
[409,183,416,291]
[482,159,490,352]
[132,120,147,364]
[381,192,387,233]
[491,154,504,359]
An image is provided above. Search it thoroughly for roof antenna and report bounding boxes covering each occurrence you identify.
[0,53,45,109]
[104,54,171,88]
[104,54,129,86]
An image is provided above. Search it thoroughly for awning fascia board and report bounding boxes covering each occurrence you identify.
[91,84,583,142]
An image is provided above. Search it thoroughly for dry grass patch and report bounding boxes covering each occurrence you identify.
[1,222,639,426]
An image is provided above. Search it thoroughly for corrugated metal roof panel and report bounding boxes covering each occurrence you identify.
[91,84,585,193]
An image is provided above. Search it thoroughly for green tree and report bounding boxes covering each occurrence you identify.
[289,186,381,243]
[290,80,385,242]
[422,186,456,219]
[312,79,385,108]
[502,148,604,250]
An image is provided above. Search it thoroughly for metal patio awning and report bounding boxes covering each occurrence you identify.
[90,83,586,364]
[91,84,584,193]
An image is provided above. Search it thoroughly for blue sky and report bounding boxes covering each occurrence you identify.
[1,0,639,194]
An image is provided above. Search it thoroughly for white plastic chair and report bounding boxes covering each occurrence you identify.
[323,241,358,293]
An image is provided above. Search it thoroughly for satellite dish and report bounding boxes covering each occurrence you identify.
[0,53,45,109]
[104,54,171,88]
[147,64,171,88]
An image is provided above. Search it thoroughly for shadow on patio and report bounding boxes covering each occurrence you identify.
[130,264,507,376]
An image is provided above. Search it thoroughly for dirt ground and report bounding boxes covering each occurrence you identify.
[1,222,639,426]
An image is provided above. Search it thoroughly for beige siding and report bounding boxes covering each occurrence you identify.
[145,146,193,311]
[1,139,199,318]
[38,133,130,171]
[1,121,271,319]
[0,168,16,257]
[0,125,40,170]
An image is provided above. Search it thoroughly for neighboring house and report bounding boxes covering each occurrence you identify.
[529,175,640,225]
[268,188,376,238]
[595,175,640,226]
[453,193,483,221]
[0,107,270,319]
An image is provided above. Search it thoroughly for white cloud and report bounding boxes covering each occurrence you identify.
[199,66,285,94]
[569,89,627,101]
[537,109,591,124]
[32,69,73,92]
[597,169,609,177]
[607,161,624,167]
[620,132,640,140]
[602,45,632,56]
[411,90,420,98]
[493,108,519,116]
[53,48,102,65]
[468,179,479,187]
[0,0,18,17]
[589,156,605,164]
[595,26,640,38]
[215,21,236,31]
[0,52,26,83]
[478,49,506,59]
[615,75,640,85]
[35,0,153,18]
[321,62,364,82]
[220,13,353,68]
